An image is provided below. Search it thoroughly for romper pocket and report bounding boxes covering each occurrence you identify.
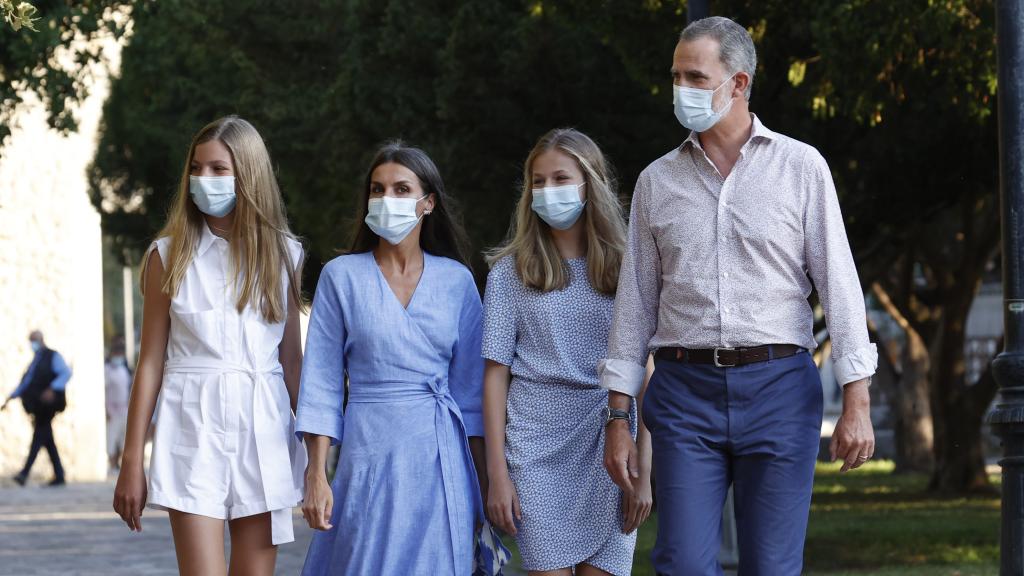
[170,375,204,454]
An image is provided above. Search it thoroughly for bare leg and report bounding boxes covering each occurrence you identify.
[168,510,226,576]
[227,512,277,576]
[529,569,573,576]
[576,563,613,576]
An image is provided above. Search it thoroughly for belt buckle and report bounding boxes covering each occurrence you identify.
[713,347,737,368]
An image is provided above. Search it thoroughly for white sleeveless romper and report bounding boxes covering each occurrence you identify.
[146,224,306,544]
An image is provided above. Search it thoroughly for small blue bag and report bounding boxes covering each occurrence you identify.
[472,519,512,576]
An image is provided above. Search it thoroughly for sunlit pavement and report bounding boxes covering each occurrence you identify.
[0,477,313,575]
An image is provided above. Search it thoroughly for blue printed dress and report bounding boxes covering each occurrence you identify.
[295,251,484,576]
[482,256,637,575]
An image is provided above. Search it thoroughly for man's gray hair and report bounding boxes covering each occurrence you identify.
[680,16,757,100]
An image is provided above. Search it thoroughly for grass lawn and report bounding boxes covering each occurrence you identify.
[501,461,999,575]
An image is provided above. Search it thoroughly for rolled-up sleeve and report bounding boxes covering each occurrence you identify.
[295,262,347,444]
[803,149,878,385]
[599,170,662,397]
[450,272,485,437]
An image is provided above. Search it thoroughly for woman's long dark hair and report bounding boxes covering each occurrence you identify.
[349,141,472,268]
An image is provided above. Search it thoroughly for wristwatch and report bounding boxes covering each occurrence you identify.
[603,406,631,426]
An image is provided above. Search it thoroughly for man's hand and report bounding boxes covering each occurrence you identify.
[830,379,874,472]
[40,388,55,404]
[1,399,9,411]
[604,420,639,495]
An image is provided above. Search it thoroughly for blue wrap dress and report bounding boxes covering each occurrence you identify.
[295,251,485,575]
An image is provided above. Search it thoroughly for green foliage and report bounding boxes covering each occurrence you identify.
[88,0,997,286]
[0,0,130,147]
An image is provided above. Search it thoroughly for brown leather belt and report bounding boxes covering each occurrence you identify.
[654,344,804,367]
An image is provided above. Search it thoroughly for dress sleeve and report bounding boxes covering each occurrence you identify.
[450,271,485,437]
[481,259,517,367]
[295,262,347,445]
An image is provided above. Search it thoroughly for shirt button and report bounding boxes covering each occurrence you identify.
[720,235,727,242]
[723,272,730,279]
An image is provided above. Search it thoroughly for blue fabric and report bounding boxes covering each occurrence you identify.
[482,256,637,574]
[296,251,485,575]
[643,351,823,576]
[472,520,512,576]
[9,350,71,398]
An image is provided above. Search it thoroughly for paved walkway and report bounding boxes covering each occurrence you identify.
[0,477,313,575]
[0,477,531,575]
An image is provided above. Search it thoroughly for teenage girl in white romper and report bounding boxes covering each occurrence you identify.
[113,116,306,576]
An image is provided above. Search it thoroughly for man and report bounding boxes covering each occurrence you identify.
[600,17,877,575]
[2,330,72,486]
[104,336,132,471]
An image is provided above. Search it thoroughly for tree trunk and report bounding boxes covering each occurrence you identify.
[871,283,934,473]
[895,325,935,473]
[928,293,994,493]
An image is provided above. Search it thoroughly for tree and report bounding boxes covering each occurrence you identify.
[0,0,130,149]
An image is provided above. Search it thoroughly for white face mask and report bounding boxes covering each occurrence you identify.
[189,175,237,217]
[531,183,586,230]
[364,196,428,245]
[673,74,736,132]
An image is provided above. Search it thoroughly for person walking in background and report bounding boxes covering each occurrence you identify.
[2,330,71,487]
[601,17,877,575]
[112,116,307,576]
[482,128,651,576]
[296,142,489,575]
[104,335,132,472]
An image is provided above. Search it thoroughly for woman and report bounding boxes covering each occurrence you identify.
[482,129,653,576]
[296,141,487,575]
[112,116,307,575]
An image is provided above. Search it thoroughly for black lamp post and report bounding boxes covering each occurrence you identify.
[986,1,1024,574]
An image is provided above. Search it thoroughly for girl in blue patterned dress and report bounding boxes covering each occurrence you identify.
[482,129,653,576]
[295,142,488,575]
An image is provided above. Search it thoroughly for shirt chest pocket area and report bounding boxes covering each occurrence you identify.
[726,194,804,257]
[169,308,225,357]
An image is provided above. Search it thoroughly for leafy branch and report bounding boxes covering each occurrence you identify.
[2,0,39,31]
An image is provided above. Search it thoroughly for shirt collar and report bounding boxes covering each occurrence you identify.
[196,220,223,257]
[681,113,776,152]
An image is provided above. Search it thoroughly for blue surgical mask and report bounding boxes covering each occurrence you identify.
[531,183,586,230]
[190,175,237,217]
[673,74,736,132]
[365,196,428,245]
[30,341,40,353]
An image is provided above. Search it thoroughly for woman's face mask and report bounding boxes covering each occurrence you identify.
[531,183,586,230]
[365,195,428,245]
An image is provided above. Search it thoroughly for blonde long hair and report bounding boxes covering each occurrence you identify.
[487,128,627,295]
[146,116,302,323]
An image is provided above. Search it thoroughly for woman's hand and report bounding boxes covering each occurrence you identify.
[112,462,147,532]
[621,471,653,533]
[486,472,521,536]
[302,469,334,531]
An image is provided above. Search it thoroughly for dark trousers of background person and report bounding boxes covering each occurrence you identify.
[644,349,823,576]
[20,410,65,481]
